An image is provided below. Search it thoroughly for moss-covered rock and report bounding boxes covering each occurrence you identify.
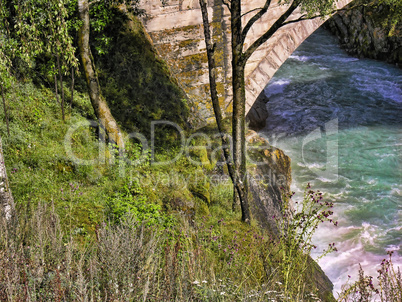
[246,130,292,233]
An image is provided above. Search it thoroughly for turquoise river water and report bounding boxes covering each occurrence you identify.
[261,28,401,295]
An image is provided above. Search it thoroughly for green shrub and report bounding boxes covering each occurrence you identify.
[105,181,165,226]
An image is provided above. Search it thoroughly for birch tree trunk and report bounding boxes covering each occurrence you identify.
[0,136,15,221]
[77,0,124,149]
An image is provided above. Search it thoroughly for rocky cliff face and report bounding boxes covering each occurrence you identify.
[325,4,401,67]
[246,130,291,233]
[246,131,335,301]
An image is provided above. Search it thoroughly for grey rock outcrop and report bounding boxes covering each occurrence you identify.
[326,4,401,67]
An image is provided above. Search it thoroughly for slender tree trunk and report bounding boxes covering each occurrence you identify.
[70,67,74,110]
[232,64,250,223]
[54,72,60,105]
[77,0,124,149]
[231,0,250,223]
[56,54,65,120]
[0,136,15,221]
[199,0,238,197]
[1,82,10,136]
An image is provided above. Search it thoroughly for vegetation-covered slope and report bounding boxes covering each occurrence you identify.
[0,76,338,301]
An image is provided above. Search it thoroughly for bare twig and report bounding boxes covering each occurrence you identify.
[222,0,231,11]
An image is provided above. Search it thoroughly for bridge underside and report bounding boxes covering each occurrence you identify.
[139,0,353,128]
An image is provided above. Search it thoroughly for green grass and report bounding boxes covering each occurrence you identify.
[0,76,230,237]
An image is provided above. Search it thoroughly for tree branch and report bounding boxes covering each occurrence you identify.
[242,0,300,63]
[222,0,231,11]
[240,7,266,18]
[281,3,366,27]
[241,0,271,45]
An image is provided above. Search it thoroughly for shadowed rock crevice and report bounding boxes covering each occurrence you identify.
[246,90,269,131]
[325,2,402,67]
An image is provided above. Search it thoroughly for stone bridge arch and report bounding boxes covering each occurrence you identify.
[138,0,354,127]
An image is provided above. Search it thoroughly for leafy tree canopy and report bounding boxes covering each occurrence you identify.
[0,0,144,77]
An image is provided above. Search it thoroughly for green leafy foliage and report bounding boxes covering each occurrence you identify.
[280,0,336,18]
[105,182,166,226]
[89,1,119,55]
[377,0,402,22]
[12,0,77,69]
[0,0,15,81]
[89,0,144,55]
[371,0,402,35]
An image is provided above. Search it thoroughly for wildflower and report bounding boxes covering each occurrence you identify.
[220,292,225,295]
[192,280,200,285]
[202,280,207,283]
